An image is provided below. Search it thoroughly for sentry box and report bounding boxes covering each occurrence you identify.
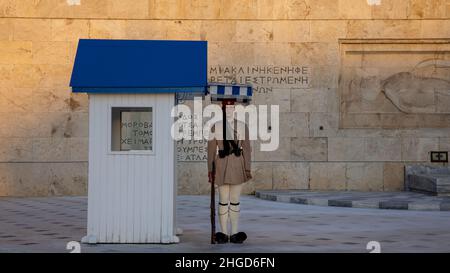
[70,39,207,244]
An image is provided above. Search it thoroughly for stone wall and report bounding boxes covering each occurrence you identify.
[0,0,449,196]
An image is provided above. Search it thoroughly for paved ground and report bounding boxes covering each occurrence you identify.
[256,190,450,211]
[1,195,450,253]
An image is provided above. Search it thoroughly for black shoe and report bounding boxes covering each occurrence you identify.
[215,232,229,244]
[230,232,247,244]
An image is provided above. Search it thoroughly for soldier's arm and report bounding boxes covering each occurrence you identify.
[207,125,217,174]
[242,124,251,174]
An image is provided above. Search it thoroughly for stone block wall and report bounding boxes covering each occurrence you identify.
[0,0,449,196]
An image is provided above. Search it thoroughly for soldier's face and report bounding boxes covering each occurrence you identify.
[225,105,235,121]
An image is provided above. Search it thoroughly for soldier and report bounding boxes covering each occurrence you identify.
[207,99,252,244]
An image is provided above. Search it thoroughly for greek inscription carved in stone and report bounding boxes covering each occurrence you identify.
[209,65,311,93]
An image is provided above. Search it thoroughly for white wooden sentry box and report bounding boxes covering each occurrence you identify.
[69,39,207,244]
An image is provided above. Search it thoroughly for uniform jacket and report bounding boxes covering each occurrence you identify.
[207,120,251,186]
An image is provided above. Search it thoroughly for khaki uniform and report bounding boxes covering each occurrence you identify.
[207,120,251,186]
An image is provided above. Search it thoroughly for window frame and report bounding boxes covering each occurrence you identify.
[107,104,156,156]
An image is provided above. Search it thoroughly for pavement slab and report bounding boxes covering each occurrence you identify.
[1,195,450,253]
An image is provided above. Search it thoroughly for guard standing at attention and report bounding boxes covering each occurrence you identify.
[207,98,252,244]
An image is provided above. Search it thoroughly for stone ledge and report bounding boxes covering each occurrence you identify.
[406,165,450,196]
[255,190,450,211]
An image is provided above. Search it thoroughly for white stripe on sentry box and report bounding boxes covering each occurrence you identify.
[224,86,232,95]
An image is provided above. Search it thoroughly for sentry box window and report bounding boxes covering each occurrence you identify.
[111,107,153,152]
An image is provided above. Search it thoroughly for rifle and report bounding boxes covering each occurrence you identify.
[210,162,216,244]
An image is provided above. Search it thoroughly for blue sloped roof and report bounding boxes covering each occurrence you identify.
[70,39,207,93]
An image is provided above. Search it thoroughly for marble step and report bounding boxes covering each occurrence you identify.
[407,174,450,196]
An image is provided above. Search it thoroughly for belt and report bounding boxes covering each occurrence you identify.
[218,148,242,158]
